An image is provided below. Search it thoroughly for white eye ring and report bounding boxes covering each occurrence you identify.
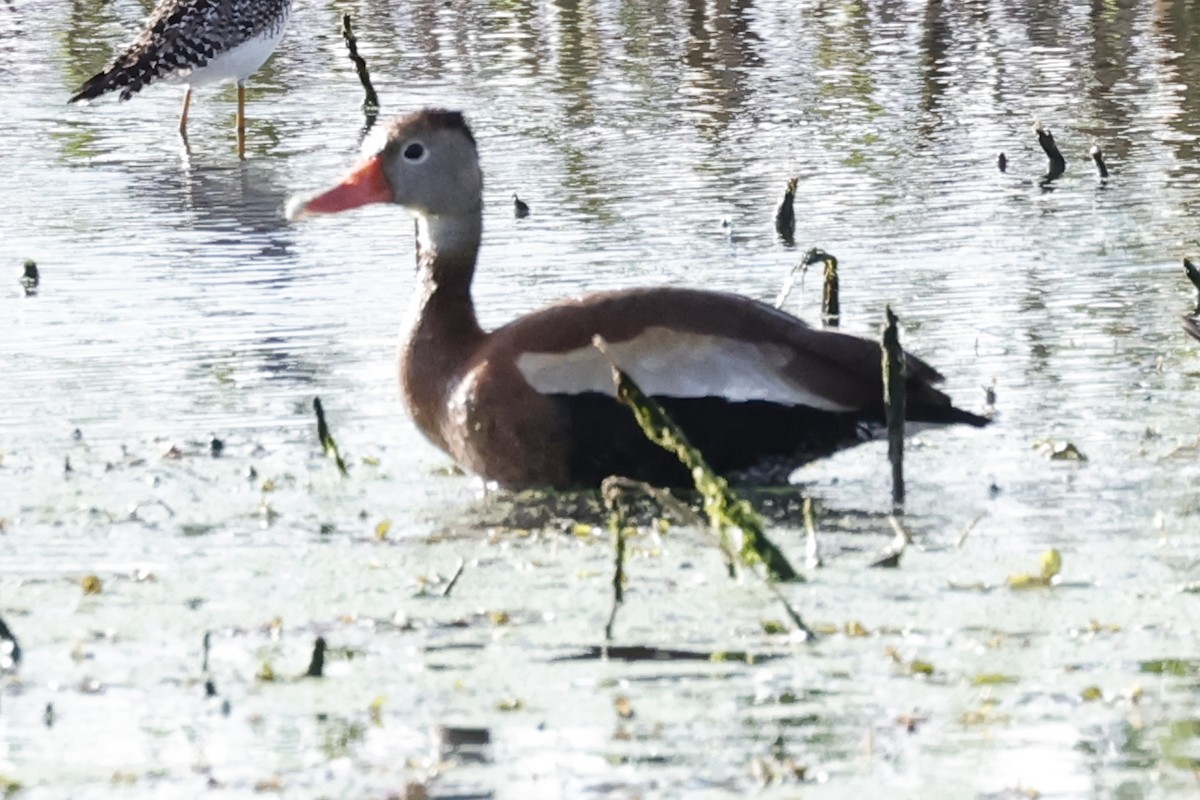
[402,141,428,163]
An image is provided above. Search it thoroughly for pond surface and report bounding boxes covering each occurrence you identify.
[3,0,1200,796]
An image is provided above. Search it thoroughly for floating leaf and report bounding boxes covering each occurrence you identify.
[1080,686,1103,702]
[1140,659,1200,677]
[1034,439,1087,461]
[971,673,1018,686]
[496,697,523,712]
[910,659,935,676]
[760,620,788,635]
[487,611,511,626]
[80,575,103,595]
[374,520,391,541]
[368,696,385,725]
[845,621,870,637]
[256,661,277,682]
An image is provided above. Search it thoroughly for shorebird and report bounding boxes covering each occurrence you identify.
[68,0,292,158]
[285,110,988,489]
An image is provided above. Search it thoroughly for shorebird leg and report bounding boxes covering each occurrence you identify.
[236,82,246,160]
[178,87,193,135]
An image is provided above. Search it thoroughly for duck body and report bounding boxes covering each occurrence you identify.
[289,110,987,490]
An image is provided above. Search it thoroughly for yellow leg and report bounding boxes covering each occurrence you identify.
[236,82,246,160]
[178,87,192,135]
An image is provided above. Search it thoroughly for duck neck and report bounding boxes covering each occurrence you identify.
[401,212,487,448]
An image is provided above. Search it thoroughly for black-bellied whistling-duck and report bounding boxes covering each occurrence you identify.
[286,110,988,489]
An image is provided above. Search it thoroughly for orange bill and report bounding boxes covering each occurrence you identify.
[285,155,393,221]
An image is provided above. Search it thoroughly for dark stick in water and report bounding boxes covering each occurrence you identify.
[305,637,327,678]
[512,193,530,218]
[774,177,798,245]
[1033,121,1066,178]
[996,152,1007,173]
[881,306,906,510]
[1090,145,1108,179]
[314,397,349,477]
[341,15,379,133]
[803,248,839,328]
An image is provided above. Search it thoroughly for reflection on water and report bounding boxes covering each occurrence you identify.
[3,0,1200,796]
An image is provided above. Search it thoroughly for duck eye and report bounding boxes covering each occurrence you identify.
[402,142,426,162]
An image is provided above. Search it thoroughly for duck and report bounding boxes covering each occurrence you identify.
[68,0,292,158]
[286,109,988,489]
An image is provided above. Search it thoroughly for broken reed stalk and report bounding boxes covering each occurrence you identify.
[313,397,349,477]
[441,559,465,598]
[596,338,800,584]
[305,636,326,678]
[341,14,380,131]
[601,483,628,645]
[774,177,798,245]
[1089,145,1108,179]
[819,253,839,327]
[1184,258,1200,293]
[1033,121,1066,178]
[881,306,906,510]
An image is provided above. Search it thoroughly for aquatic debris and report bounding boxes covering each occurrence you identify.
[440,558,465,597]
[614,695,635,719]
[844,620,869,637]
[599,337,798,581]
[881,306,906,509]
[304,637,326,678]
[774,177,798,244]
[1080,685,1103,702]
[751,735,808,786]
[496,697,523,712]
[870,515,910,568]
[1034,439,1087,461]
[996,151,1007,173]
[1184,257,1200,292]
[1007,548,1062,589]
[596,342,812,637]
[340,14,379,134]
[80,575,103,595]
[512,192,530,218]
[760,619,787,635]
[1139,659,1200,677]
[368,696,385,725]
[20,259,38,295]
[0,616,20,671]
[601,484,627,644]
[374,519,391,540]
[1033,120,1066,178]
[43,703,54,728]
[1090,144,1108,179]
[313,397,349,477]
[209,436,224,457]
[971,673,1017,686]
[552,645,781,663]
[256,661,277,682]
[802,497,822,569]
[806,248,840,328]
[955,513,984,549]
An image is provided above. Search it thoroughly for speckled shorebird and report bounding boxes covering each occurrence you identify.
[68,0,292,158]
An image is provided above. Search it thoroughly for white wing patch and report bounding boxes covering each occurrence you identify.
[515,327,854,411]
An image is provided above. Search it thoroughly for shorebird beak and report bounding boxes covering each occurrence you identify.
[285,155,394,221]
